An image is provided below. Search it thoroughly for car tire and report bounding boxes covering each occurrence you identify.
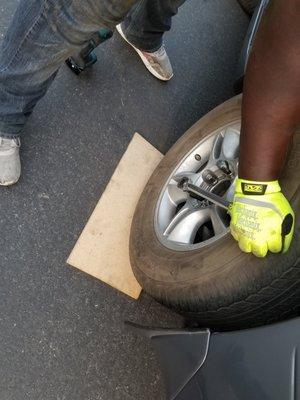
[237,0,260,15]
[130,95,300,331]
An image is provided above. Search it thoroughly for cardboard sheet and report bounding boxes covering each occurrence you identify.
[67,133,163,299]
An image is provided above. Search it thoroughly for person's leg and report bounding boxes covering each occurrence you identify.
[0,0,139,185]
[116,0,186,81]
[122,0,187,52]
[0,0,139,139]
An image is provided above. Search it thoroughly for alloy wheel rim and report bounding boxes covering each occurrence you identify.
[154,121,241,251]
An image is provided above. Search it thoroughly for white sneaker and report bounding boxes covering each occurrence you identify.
[0,137,21,186]
[116,24,173,81]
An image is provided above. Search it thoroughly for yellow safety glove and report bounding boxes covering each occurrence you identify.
[229,179,295,258]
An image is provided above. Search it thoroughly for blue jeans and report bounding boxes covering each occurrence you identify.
[0,0,185,138]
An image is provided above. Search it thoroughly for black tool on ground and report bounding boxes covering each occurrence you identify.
[178,178,231,210]
[66,28,113,75]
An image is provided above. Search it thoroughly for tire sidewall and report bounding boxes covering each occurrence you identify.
[130,95,300,311]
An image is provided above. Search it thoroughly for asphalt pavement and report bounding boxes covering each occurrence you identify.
[0,1,248,399]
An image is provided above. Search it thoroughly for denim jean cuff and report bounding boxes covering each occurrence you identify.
[0,131,21,139]
[129,37,162,52]
[0,124,22,139]
[120,22,163,53]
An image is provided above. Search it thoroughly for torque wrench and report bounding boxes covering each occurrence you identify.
[178,179,231,210]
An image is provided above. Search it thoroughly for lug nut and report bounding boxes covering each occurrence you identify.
[202,170,218,185]
[177,177,189,189]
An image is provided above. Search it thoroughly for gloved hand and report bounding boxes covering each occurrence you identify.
[229,179,294,257]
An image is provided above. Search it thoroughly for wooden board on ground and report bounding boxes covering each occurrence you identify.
[67,133,163,299]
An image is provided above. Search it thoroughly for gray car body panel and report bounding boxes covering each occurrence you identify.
[127,317,300,400]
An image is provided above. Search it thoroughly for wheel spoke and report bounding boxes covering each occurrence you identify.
[210,207,229,236]
[220,127,240,161]
[208,131,224,164]
[165,206,211,244]
[167,181,188,205]
[163,204,191,236]
[158,188,187,231]
[172,171,201,185]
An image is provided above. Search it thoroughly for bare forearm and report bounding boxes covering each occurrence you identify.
[239,0,300,181]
